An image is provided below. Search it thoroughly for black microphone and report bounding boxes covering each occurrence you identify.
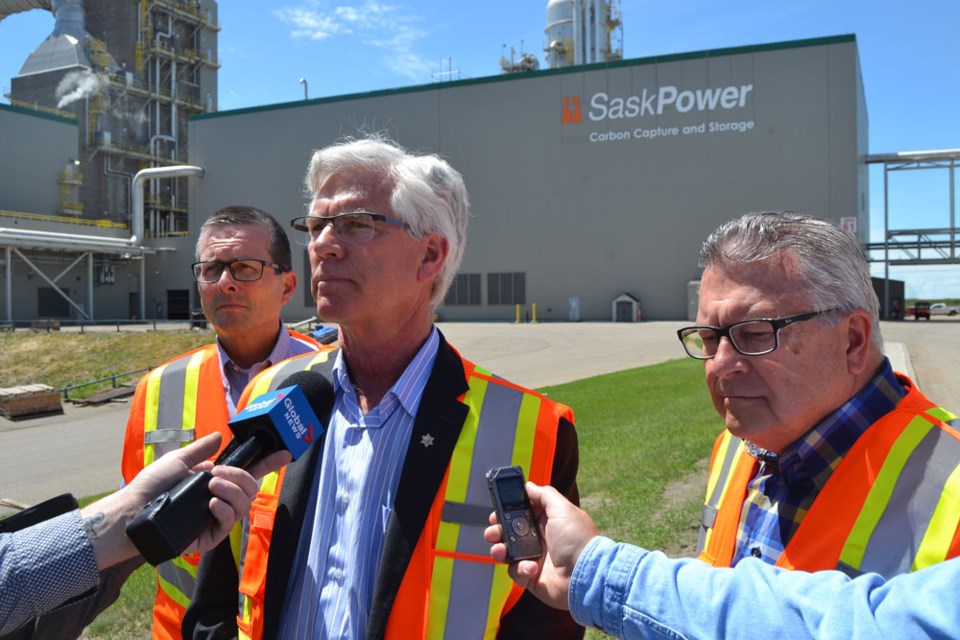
[126,371,334,566]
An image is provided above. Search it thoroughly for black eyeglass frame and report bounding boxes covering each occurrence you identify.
[190,258,285,283]
[677,308,839,360]
[290,212,411,244]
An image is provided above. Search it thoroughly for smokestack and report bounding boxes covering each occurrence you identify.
[51,0,85,39]
[12,0,93,81]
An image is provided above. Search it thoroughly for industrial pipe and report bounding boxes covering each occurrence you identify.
[131,165,205,245]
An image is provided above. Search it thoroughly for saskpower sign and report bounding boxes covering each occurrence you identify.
[563,84,756,143]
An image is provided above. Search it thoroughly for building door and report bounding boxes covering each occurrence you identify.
[38,287,70,317]
[166,289,190,320]
[616,300,633,322]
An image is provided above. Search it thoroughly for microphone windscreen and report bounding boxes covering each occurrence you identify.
[276,370,335,426]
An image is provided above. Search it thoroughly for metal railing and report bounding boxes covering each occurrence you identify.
[61,367,151,401]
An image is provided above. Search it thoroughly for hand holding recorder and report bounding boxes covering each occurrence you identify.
[484,481,600,611]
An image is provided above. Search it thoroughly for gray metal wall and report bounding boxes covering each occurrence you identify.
[0,36,866,323]
[0,104,77,214]
[187,36,866,322]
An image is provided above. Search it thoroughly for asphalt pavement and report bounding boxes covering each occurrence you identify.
[1,319,956,515]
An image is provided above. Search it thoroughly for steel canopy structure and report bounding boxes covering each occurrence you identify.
[865,149,960,312]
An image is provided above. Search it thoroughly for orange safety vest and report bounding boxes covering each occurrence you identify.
[120,332,320,640]
[231,350,572,640]
[697,375,960,578]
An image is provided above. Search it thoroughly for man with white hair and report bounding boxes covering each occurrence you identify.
[185,135,582,639]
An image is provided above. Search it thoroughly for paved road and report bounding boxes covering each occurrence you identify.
[1,319,956,514]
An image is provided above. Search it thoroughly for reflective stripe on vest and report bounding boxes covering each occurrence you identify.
[235,350,337,640]
[838,407,960,576]
[696,433,746,555]
[141,347,210,619]
[157,553,200,610]
[143,349,207,465]
[427,366,541,639]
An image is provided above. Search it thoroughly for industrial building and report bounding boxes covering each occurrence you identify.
[1,2,874,324]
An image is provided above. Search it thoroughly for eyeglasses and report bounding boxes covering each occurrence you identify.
[290,212,411,246]
[677,309,838,360]
[191,258,284,283]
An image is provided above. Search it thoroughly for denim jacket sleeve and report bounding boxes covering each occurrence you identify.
[569,536,959,640]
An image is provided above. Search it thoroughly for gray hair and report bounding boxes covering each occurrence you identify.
[196,205,292,272]
[304,134,469,309]
[700,211,882,350]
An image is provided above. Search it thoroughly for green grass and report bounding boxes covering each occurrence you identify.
[0,330,214,397]
[73,356,721,639]
[76,494,156,639]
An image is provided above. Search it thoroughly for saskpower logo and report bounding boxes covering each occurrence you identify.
[562,83,753,124]
[562,96,582,124]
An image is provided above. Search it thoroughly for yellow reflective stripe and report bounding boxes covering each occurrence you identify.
[699,434,744,554]
[486,563,514,638]
[914,463,960,570]
[926,406,959,422]
[428,377,486,638]
[157,562,194,610]
[704,432,734,502]
[260,470,281,495]
[229,521,243,573]
[839,415,933,569]
[142,364,167,467]
[181,350,205,434]
[426,556,455,640]
[156,553,198,606]
[242,594,253,627]
[511,393,540,468]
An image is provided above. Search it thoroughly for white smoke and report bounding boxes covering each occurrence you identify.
[56,70,109,109]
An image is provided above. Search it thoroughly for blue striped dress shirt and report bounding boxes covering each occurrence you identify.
[278,328,440,639]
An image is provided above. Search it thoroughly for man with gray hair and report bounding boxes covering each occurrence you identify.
[185,136,582,639]
[481,211,960,640]
[676,211,960,576]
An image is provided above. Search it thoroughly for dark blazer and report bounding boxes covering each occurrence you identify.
[183,333,582,639]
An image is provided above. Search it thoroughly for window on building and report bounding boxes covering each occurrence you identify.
[445,273,481,306]
[488,272,526,305]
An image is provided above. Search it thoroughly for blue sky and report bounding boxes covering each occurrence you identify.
[1,0,958,298]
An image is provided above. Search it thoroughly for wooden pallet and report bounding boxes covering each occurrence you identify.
[0,384,63,419]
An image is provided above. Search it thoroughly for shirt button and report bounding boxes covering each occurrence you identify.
[751,547,762,558]
[330,568,344,583]
[338,492,350,510]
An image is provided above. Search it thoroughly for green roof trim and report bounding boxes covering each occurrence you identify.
[0,101,78,126]
[191,34,856,122]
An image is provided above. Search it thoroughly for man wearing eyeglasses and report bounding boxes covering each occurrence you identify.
[119,206,323,639]
[183,136,582,639]
[480,211,960,640]
[676,211,960,577]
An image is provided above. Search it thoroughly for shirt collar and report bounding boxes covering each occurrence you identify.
[332,326,440,415]
[769,357,907,489]
[217,322,290,375]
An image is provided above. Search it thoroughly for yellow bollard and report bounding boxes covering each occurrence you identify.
[531,303,538,324]
[515,304,521,324]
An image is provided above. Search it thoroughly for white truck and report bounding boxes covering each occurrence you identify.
[930,302,960,316]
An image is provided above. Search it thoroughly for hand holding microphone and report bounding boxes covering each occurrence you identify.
[126,371,335,565]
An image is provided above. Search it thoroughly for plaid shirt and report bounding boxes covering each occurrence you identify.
[732,358,907,565]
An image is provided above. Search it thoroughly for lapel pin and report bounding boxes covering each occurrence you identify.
[420,434,435,448]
